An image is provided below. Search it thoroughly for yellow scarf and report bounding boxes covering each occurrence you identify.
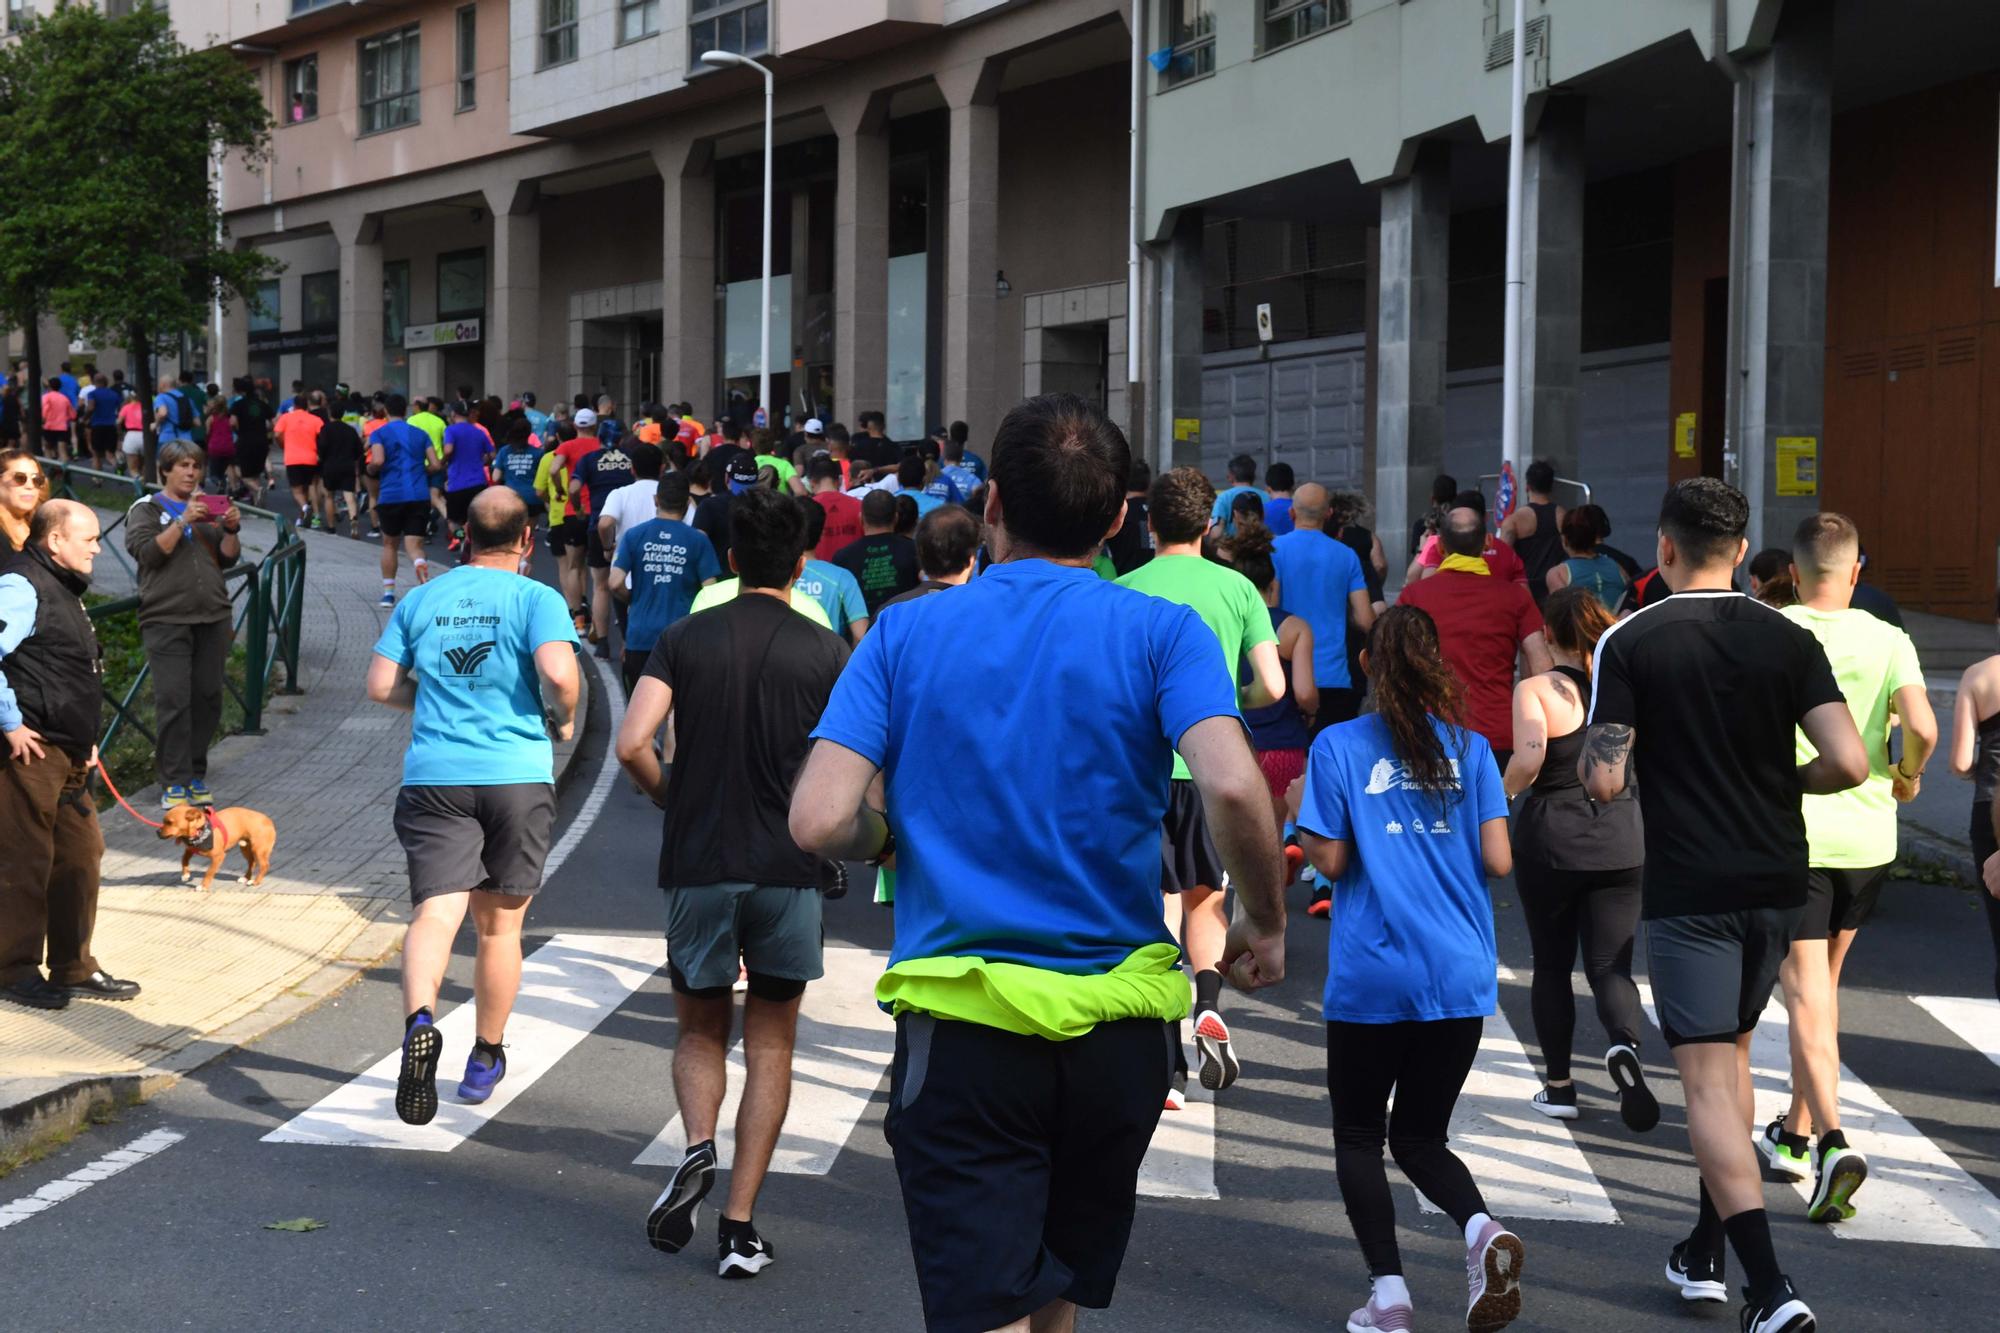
[1439,552,1491,576]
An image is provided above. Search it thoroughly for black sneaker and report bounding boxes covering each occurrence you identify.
[1530,1083,1578,1120]
[717,1219,774,1279]
[395,1012,442,1126]
[1665,1241,1727,1304]
[1740,1277,1815,1333]
[647,1141,717,1253]
[1605,1044,1660,1133]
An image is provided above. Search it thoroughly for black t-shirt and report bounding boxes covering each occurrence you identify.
[692,491,732,558]
[1851,581,1903,629]
[704,442,751,486]
[1106,496,1152,576]
[1335,523,1385,604]
[852,434,901,468]
[833,532,919,614]
[645,594,850,888]
[1588,590,1843,919]
[317,419,362,475]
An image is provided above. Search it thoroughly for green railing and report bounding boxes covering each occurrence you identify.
[53,464,307,769]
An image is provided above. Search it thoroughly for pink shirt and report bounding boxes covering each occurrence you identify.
[41,391,72,432]
[119,400,144,431]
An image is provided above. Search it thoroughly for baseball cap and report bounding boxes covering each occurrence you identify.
[726,455,760,491]
[574,407,598,428]
[803,417,825,436]
[521,391,537,406]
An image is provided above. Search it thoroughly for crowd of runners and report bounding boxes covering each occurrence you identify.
[31,362,1982,1333]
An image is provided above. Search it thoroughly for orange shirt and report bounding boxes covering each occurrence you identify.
[274,408,323,467]
[41,391,73,432]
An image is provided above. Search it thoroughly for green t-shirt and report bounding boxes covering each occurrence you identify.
[1781,604,1925,868]
[753,454,797,487]
[689,578,833,628]
[1116,554,1274,779]
[409,411,446,452]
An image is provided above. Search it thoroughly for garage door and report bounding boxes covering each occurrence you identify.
[1200,345,1366,488]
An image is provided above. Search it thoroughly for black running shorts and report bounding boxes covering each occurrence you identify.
[1645,906,1803,1046]
[586,520,613,570]
[1798,864,1890,940]
[549,514,585,558]
[286,463,320,489]
[886,1014,1174,1333]
[393,783,556,904]
[1159,777,1224,895]
[445,485,482,524]
[375,500,431,539]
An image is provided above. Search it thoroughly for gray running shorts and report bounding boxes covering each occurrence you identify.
[1645,906,1804,1046]
[663,882,823,995]
[393,783,557,904]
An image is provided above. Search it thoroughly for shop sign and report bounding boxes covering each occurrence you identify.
[405,318,482,350]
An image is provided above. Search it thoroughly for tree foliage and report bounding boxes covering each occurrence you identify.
[0,4,276,355]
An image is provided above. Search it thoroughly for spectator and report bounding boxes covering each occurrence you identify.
[1210,454,1265,536]
[126,440,242,809]
[0,499,140,1008]
[0,448,48,552]
[1544,505,1629,610]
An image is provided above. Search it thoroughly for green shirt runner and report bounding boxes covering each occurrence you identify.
[1117,553,1275,779]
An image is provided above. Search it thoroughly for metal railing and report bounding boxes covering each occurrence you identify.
[53,464,307,767]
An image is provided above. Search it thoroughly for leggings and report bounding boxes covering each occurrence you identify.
[1327,1017,1487,1278]
[1514,861,1645,1082]
[1974,804,2000,1004]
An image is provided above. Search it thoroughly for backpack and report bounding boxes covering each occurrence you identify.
[171,390,196,431]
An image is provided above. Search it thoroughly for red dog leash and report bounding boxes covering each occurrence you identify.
[91,756,164,830]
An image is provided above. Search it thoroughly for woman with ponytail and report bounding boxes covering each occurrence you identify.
[1294,606,1525,1333]
[1504,587,1654,1133]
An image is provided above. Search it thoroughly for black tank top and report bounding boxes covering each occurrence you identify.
[1514,665,1644,872]
[1516,500,1565,600]
[1974,710,2000,805]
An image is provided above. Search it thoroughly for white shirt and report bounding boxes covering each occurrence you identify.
[600,478,660,545]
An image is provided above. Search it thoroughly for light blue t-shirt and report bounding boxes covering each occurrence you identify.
[812,560,1239,975]
[154,392,193,443]
[795,558,869,636]
[1271,528,1368,689]
[1296,713,1506,1023]
[1265,497,1295,536]
[907,489,945,519]
[1211,485,1267,535]
[372,566,580,787]
[612,517,719,654]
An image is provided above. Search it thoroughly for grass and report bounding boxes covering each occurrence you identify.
[0,1094,128,1181]
[88,593,254,811]
[1893,851,1973,890]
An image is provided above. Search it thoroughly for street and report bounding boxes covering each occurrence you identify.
[4,665,1999,1332]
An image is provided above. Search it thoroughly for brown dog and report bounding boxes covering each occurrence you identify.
[157,804,277,891]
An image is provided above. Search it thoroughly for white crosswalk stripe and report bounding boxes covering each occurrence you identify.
[1913,995,2000,1073]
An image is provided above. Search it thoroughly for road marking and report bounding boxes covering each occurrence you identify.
[1639,985,2000,1247]
[544,653,622,882]
[0,1129,184,1231]
[1913,995,2000,1073]
[1139,1073,1218,1199]
[635,946,895,1174]
[264,933,665,1151]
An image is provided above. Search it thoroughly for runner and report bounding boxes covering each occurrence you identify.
[1502,587,1653,1130]
[365,394,439,607]
[1950,602,2000,1003]
[789,393,1287,1333]
[367,486,579,1125]
[1543,506,1626,610]
[117,389,146,479]
[273,390,325,530]
[792,498,871,644]
[1117,465,1284,1103]
[1496,459,1566,605]
[877,504,980,612]
[316,403,364,539]
[806,457,863,559]
[228,378,272,503]
[1581,477,1865,1333]
[1294,606,1525,1333]
[1762,513,1935,1221]
[1215,522,1317,834]
[492,419,545,527]
[616,488,848,1279]
[1272,483,1376,730]
[1209,454,1264,536]
[608,471,719,693]
[441,401,493,554]
[570,411,637,652]
[83,374,120,472]
[39,378,73,464]
[541,416,589,632]
[831,490,918,616]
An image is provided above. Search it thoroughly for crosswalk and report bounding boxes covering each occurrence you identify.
[259,931,2000,1248]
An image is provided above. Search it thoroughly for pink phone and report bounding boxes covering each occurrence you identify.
[197,494,233,516]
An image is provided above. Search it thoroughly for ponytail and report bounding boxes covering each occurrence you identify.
[1364,606,1465,814]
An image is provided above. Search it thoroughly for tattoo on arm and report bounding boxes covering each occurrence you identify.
[1583,724,1633,772]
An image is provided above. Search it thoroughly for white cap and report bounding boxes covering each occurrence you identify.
[803,417,825,435]
[574,408,598,428]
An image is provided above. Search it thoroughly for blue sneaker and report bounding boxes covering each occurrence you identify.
[378,590,395,609]
[160,785,189,810]
[457,1045,506,1103]
[187,780,215,808]
[395,1011,441,1126]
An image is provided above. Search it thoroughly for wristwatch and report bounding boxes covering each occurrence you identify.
[867,810,896,867]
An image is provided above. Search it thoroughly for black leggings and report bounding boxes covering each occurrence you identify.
[1514,861,1644,1082]
[1327,1018,1487,1277]
[1974,804,2000,1004]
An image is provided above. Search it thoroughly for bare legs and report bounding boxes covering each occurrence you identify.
[399,890,531,1044]
[671,991,803,1222]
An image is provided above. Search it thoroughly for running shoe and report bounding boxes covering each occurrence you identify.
[1164,1069,1188,1112]
[1192,1008,1240,1092]
[1664,1241,1727,1303]
[1805,1141,1867,1223]
[395,1012,442,1126]
[1604,1044,1660,1133]
[1740,1277,1815,1333]
[1464,1217,1526,1332]
[378,590,395,609]
[159,785,189,810]
[1307,883,1332,918]
[187,780,215,808]
[457,1045,506,1104]
[717,1220,774,1279]
[1530,1084,1579,1120]
[1344,1295,1413,1332]
[1756,1118,1810,1181]
[1283,839,1305,883]
[647,1140,717,1254]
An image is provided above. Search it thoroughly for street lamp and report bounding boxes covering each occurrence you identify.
[700,48,774,430]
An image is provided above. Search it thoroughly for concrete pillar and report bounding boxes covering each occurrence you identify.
[654,140,717,419]
[1159,209,1204,472]
[830,92,890,426]
[217,287,249,386]
[1738,4,1832,555]
[938,58,1002,442]
[1373,141,1451,561]
[1520,96,1585,483]
[485,181,540,402]
[789,187,811,420]
[331,212,383,395]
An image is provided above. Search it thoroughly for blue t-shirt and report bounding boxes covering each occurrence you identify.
[1296,713,1506,1023]
[86,387,120,427]
[494,444,543,503]
[962,449,987,481]
[373,420,433,504]
[937,464,978,498]
[907,489,945,519]
[154,392,192,443]
[811,559,1240,975]
[612,517,720,653]
[372,566,579,787]
[442,422,491,492]
[1265,497,1295,536]
[1271,528,1368,689]
[1211,485,1267,535]
[795,559,868,636]
[57,373,79,404]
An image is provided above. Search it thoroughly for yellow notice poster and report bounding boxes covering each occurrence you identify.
[1775,436,1818,496]
[1674,412,1697,459]
[1172,417,1201,442]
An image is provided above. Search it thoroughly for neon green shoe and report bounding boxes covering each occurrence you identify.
[1808,1141,1868,1223]
[1756,1117,1810,1181]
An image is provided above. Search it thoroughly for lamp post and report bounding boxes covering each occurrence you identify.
[700,48,774,429]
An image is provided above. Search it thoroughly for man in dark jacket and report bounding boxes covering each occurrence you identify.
[0,499,139,1009]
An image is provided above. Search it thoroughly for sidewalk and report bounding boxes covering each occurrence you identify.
[1,523,590,1156]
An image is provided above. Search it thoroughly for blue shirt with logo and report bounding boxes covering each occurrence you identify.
[1271,528,1368,689]
[611,517,720,653]
[794,559,869,636]
[812,560,1240,975]
[494,444,543,503]
[372,566,580,787]
[1296,713,1506,1023]
[372,420,433,504]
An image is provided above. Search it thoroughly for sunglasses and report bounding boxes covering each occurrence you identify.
[3,471,48,488]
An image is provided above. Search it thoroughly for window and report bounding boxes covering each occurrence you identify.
[249,280,281,334]
[437,250,486,319]
[1260,0,1342,54]
[1161,0,1214,88]
[283,54,318,124]
[290,0,342,16]
[455,6,476,111]
[6,0,25,33]
[689,0,767,66]
[382,261,411,346]
[301,272,340,331]
[358,25,421,135]
[618,0,658,45]
[540,0,576,68]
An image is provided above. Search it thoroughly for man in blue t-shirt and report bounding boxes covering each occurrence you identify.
[441,402,494,551]
[153,373,195,445]
[609,472,720,692]
[1209,454,1266,535]
[789,393,1288,1333]
[367,394,441,608]
[1272,483,1376,727]
[792,496,871,643]
[366,487,580,1125]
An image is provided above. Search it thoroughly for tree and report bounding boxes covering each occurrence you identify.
[0,4,275,458]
